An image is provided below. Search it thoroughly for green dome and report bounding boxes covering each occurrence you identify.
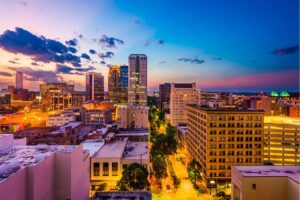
[270,90,279,97]
[280,90,290,97]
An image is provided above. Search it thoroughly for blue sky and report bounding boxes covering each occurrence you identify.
[0,0,298,91]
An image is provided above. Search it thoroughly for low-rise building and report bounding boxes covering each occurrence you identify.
[46,111,76,127]
[231,166,300,200]
[176,124,188,153]
[263,116,300,166]
[0,135,90,200]
[82,109,113,126]
[90,137,149,190]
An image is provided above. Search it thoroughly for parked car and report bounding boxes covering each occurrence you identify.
[216,191,226,197]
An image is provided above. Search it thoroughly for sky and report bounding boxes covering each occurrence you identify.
[0,0,299,92]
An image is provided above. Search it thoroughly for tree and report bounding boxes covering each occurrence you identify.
[151,152,168,180]
[152,127,178,156]
[187,159,202,183]
[117,163,150,191]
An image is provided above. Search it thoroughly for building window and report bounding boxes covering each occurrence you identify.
[93,162,100,176]
[122,164,128,169]
[103,162,109,176]
[112,162,118,176]
[252,184,256,190]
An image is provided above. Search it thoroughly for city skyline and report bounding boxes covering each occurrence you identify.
[0,0,299,92]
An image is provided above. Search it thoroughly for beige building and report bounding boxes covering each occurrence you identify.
[264,116,300,166]
[169,83,200,125]
[81,109,113,126]
[0,135,90,200]
[128,54,147,106]
[231,166,300,200]
[186,104,265,182]
[46,111,76,127]
[116,105,148,130]
[90,137,149,190]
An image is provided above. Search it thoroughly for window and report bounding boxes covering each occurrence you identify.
[122,164,128,169]
[103,162,109,176]
[112,162,118,176]
[252,184,256,190]
[93,162,100,176]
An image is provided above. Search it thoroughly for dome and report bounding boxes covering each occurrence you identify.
[270,90,279,97]
[280,90,290,97]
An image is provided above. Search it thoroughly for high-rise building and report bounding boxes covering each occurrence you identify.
[186,104,264,182]
[263,116,300,166]
[169,83,200,125]
[108,65,128,102]
[159,83,171,112]
[15,71,23,89]
[86,72,104,102]
[128,54,147,106]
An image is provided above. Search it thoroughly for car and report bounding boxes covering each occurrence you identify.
[216,191,226,197]
[222,194,231,200]
[166,185,172,192]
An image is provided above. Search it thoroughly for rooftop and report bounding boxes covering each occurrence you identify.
[173,83,194,88]
[118,130,149,136]
[122,142,149,160]
[49,121,82,135]
[264,116,300,126]
[233,166,300,184]
[188,104,265,113]
[94,138,128,158]
[83,141,105,157]
[0,144,78,182]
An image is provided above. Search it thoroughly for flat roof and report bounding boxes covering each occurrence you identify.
[188,104,264,113]
[122,142,149,160]
[83,141,105,157]
[264,116,300,126]
[0,145,78,182]
[233,166,300,184]
[118,130,149,136]
[49,121,82,135]
[94,138,128,158]
[173,83,194,88]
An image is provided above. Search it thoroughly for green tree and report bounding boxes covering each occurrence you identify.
[117,163,150,191]
[151,152,168,180]
[152,127,178,156]
[187,159,202,183]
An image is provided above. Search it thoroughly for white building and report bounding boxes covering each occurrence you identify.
[90,137,149,190]
[232,166,300,200]
[0,134,90,200]
[169,82,200,125]
[46,111,76,127]
[116,105,148,129]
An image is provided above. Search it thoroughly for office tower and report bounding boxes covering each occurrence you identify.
[264,116,300,166]
[159,83,171,112]
[108,65,128,102]
[169,82,200,125]
[128,54,147,106]
[186,104,264,182]
[15,71,23,89]
[86,72,104,101]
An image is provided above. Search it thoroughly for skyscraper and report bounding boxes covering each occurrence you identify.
[159,83,171,112]
[86,72,104,101]
[15,71,23,89]
[128,54,147,106]
[108,65,128,102]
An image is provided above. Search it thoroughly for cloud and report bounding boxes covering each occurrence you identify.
[18,0,27,6]
[89,49,96,54]
[99,35,124,48]
[98,51,114,59]
[156,40,165,45]
[8,67,62,82]
[68,47,77,53]
[178,58,205,64]
[65,38,78,46]
[0,72,13,77]
[81,53,90,60]
[144,41,150,47]
[0,27,82,67]
[159,60,166,64]
[8,60,18,64]
[100,61,106,65]
[56,64,74,74]
[31,62,39,66]
[212,57,222,61]
[271,45,299,55]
